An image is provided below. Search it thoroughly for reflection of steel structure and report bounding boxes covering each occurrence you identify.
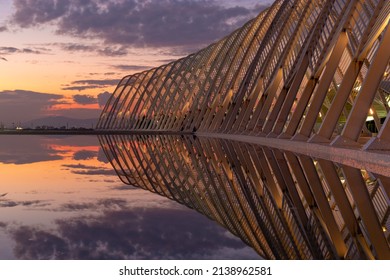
[99,135,389,259]
[97,0,390,259]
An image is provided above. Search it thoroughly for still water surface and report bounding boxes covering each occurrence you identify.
[0,135,260,260]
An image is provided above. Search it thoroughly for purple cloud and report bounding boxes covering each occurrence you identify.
[11,0,69,27]
[0,46,45,55]
[10,0,267,49]
[0,90,64,124]
[57,43,96,52]
[97,91,112,107]
[97,46,128,56]
[112,65,152,71]
[62,79,120,91]
[73,94,97,105]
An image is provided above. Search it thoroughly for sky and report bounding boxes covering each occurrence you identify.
[0,0,270,126]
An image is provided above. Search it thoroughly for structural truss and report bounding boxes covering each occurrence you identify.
[97,0,390,259]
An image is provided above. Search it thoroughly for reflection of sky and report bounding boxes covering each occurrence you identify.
[0,136,260,260]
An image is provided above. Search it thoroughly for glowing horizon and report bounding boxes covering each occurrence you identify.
[0,0,270,125]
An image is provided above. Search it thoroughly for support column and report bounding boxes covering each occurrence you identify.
[333,24,390,144]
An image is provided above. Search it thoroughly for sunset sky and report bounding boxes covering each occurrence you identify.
[0,0,269,126]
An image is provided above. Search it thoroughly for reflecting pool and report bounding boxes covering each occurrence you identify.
[99,134,390,260]
[0,134,389,259]
[0,135,260,260]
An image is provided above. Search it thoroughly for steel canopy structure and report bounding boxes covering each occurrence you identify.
[98,0,390,146]
[97,0,390,174]
[97,0,390,259]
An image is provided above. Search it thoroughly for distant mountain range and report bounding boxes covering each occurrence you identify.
[22,116,99,129]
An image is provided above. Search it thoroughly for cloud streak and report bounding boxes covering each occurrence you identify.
[0,46,46,55]
[62,79,120,91]
[112,65,152,71]
[56,43,129,57]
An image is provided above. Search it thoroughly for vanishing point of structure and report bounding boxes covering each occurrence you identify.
[98,0,390,259]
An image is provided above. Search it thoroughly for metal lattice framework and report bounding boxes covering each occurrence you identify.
[97,0,390,259]
[99,135,390,259]
[98,0,390,148]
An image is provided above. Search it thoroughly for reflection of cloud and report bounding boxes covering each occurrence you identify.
[111,185,137,191]
[12,226,69,260]
[0,201,18,207]
[0,136,63,164]
[0,199,50,208]
[62,163,116,176]
[58,199,127,212]
[59,202,94,211]
[63,163,102,169]
[10,0,267,50]
[71,169,117,176]
[97,147,110,163]
[73,150,97,160]
[8,205,260,259]
[97,198,128,209]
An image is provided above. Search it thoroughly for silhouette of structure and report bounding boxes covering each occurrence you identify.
[99,135,389,259]
[97,0,390,259]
